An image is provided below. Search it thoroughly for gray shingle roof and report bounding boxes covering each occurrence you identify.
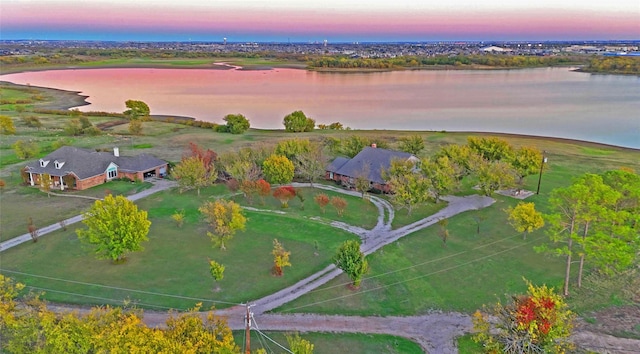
[327,147,415,184]
[24,146,166,180]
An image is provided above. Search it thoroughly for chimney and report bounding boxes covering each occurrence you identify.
[113,147,120,157]
[371,143,377,148]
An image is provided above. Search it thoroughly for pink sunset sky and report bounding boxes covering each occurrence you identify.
[1,0,639,41]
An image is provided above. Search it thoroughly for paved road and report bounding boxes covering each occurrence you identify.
[0,179,176,252]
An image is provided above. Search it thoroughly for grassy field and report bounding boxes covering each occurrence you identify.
[276,194,567,315]
[232,331,423,354]
[0,184,363,309]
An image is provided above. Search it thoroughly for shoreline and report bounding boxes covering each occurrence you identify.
[2,78,638,152]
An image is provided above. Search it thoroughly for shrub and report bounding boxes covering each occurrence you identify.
[314,193,330,213]
[273,186,297,208]
[473,281,575,353]
[330,196,348,217]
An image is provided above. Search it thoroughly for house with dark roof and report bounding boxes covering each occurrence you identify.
[325,145,419,192]
[24,146,168,191]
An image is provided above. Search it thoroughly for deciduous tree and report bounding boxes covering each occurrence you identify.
[333,240,368,288]
[434,144,478,179]
[354,164,371,198]
[0,115,16,135]
[263,154,295,185]
[385,158,430,214]
[467,136,514,162]
[510,146,543,183]
[340,135,371,158]
[222,113,250,134]
[199,199,246,250]
[275,138,313,160]
[76,194,151,263]
[172,156,216,195]
[128,118,143,135]
[398,135,425,155]
[422,156,458,203]
[283,110,315,132]
[330,196,348,217]
[296,144,327,186]
[474,160,516,196]
[239,179,259,204]
[314,193,330,213]
[0,275,240,353]
[273,185,297,208]
[473,281,574,354]
[12,140,40,159]
[208,259,225,291]
[187,142,218,173]
[124,99,150,119]
[506,202,545,240]
[256,179,271,205]
[40,173,52,197]
[171,209,185,228]
[272,239,291,276]
[286,332,314,354]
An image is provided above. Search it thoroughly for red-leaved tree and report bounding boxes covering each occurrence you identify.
[473,281,574,353]
[187,142,217,173]
[314,193,330,213]
[273,186,297,208]
[256,179,271,205]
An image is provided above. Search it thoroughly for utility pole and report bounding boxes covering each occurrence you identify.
[245,304,253,354]
[536,151,548,195]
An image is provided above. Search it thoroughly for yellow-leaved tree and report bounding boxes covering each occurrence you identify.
[0,275,239,353]
[77,194,151,263]
[505,202,545,240]
[272,238,291,276]
[199,199,246,250]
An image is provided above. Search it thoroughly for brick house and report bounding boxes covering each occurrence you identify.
[24,146,168,191]
[325,145,419,193]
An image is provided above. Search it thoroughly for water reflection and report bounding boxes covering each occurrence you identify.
[1,67,638,148]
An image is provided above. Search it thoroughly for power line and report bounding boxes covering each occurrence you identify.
[281,237,539,312]
[1,268,242,306]
[252,313,293,354]
[303,231,527,295]
[24,285,174,311]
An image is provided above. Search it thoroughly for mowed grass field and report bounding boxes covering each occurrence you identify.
[0,185,368,310]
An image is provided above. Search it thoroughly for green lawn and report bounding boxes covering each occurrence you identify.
[232,331,423,354]
[229,186,380,230]
[456,334,483,353]
[0,180,152,241]
[276,194,567,316]
[0,186,359,310]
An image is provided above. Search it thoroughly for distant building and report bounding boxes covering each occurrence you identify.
[481,46,512,53]
[325,145,419,193]
[24,146,168,191]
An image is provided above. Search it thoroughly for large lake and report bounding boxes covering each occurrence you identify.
[2,67,639,148]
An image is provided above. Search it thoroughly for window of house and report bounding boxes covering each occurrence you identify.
[107,169,117,179]
[40,159,49,167]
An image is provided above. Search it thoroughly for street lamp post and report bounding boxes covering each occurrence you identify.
[536,152,548,195]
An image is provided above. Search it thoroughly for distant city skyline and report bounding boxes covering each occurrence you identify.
[2,0,639,42]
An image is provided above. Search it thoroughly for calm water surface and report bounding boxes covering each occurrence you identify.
[2,67,638,148]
